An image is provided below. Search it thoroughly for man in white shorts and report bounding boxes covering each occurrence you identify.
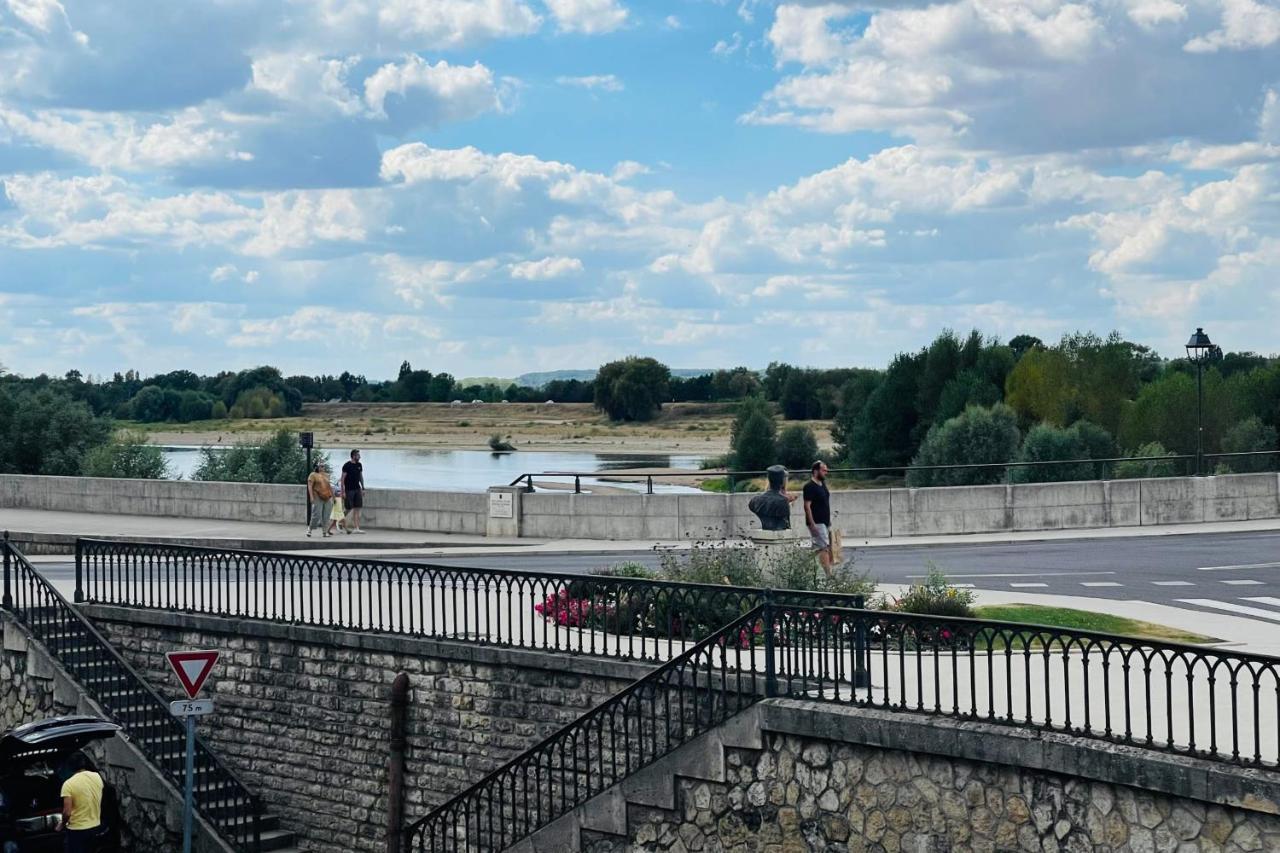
[803,460,833,577]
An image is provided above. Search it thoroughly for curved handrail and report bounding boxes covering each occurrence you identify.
[2,535,263,852]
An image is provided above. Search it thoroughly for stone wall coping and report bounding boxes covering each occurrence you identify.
[81,604,658,683]
[760,699,1280,816]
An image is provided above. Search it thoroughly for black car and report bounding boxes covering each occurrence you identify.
[0,717,122,853]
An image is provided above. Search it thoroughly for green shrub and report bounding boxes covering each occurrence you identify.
[1114,442,1180,479]
[907,404,1020,487]
[488,434,516,451]
[192,430,324,483]
[730,396,776,472]
[1217,417,1278,473]
[886,566,975,618]
[82,431,171,479]
[775,425,819,471]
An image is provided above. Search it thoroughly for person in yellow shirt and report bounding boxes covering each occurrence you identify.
[59,752,103,853]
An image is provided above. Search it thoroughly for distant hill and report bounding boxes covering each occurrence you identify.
[515,368,715,388]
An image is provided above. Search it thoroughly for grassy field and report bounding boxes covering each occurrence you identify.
[128,401,835,461]
[974,604,1218,645]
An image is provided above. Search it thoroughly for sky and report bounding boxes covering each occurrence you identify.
[1,0,1279,381]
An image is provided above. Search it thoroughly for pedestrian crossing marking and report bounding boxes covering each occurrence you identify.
[1176,599,1280,623]
[1008,583,1048,588]
[1221,579,1264,586]
[1080,582,1122,587]
[1152,581,1194,586]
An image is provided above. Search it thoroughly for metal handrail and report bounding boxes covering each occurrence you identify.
[1,534,263,852]
[75,539,869,663]
[404,606,770,852]
[510,451,1280,493]
[786,606,1280,768]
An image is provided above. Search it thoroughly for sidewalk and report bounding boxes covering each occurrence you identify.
[5,507,1280,557]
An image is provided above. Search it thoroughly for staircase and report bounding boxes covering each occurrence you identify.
[1,535,300,853]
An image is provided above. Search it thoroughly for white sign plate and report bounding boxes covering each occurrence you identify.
[170,699,214,718]
[489,491,514,519]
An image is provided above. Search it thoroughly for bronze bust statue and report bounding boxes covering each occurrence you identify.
[748,465,793,531]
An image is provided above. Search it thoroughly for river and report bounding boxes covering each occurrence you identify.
[160,447,706,494]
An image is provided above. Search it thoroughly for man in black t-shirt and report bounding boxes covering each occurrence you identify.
[802,460,833,576]
[341,449,366,534]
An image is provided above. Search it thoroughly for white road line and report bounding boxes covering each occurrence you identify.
[1080,582,1123,587]
[904,571,1116,579]
[952,584,976,589]
[1196,562,1280,572]
[1152,581,1195,586]
[1008,583,1048,588]
[1221,579,1265,586]
[1243,597,1280,607]
[1177,599,1280,623]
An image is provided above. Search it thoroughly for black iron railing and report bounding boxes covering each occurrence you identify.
[778,606,1280,768]
[404,600,1279,852]
[405,606,770,852]
[1,535,263,852]
[76,539,865,663]
[510,450,1280,493]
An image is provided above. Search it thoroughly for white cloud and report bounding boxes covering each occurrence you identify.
[556,74,624,92]
[544,0,628,34]
[210,264,260,284]
[378,254,499,307]
[509,256,583,279]
[712,33,743,57]
[1125,0,1188,28]
[0,106,242,170]
[373,0,542,48]
[1185,0,1280,52]
[380,142,573,186]
[249,53,364,116]
[363,56,504,126]
[663,15,682,29]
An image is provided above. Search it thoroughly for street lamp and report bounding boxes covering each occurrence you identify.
[1185,327,1214,476]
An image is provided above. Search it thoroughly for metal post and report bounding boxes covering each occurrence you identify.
[762,589,778,698]
[387,673,410,853]
[574,475,581,494]
[647,475,653,495]
[182,714,195,853]
[74,543,83,604]
[852,595,870,689]
[306,446,313,526]
[1196,361,1204,476]
[2,531,11,610]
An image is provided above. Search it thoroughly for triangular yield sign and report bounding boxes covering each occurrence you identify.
[166,650,220,700]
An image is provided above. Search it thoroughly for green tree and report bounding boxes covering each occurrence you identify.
[845,353,923,470]
[907,404,1021,487]
[775,425,819,470]
[594,357,672,421]
[1217,416,1278,473]
[1118,370,1229,455]
[82,430,171,479]
[830,371,883,464]
[730,396,777,471]
[177,390,214,422]
[1009,421,1115,483]
[129,386,168,422]
[0,388,113,475]
[1008,334,1044,362]
[1004,347,1073,426]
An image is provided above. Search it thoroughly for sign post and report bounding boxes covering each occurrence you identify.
[166,650,220,853]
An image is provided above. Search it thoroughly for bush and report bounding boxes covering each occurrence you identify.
[210,401,229,419]
[82,431,171,479]
[730,396,776,471]
[488,434,516,452]
[1010,420,1116,483]
[1217,416,1278,473]
[1114,442,1180,479]
[775,425,819,471]
[885,566,975,618]
[228,386,287,419]
[192,430,324,483]
[907,404,1021,487]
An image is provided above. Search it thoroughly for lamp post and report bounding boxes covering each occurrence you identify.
[1185,327,1214,476]
[299,431,314,524]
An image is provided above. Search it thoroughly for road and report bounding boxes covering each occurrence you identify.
[35,529,1280,624]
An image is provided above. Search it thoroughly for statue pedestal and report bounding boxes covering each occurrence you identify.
[749,529,807,576]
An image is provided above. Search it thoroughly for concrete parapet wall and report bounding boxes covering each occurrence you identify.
[3,471,1279,541]
[0,473,487,534]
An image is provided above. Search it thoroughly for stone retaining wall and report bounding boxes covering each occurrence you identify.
[596,702,1280,853]
[83,605,651,853]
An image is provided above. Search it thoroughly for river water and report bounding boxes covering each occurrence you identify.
[160,447,705,494]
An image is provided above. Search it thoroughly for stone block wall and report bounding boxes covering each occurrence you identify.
[584,700,1280,853]
[603,734,1279,853]
[83,605,652,853]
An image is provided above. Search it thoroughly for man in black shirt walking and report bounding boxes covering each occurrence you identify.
[341,449,366,534]
[803,460,833,577]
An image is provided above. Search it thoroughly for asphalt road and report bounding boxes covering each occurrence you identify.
[35,529,1280,623]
